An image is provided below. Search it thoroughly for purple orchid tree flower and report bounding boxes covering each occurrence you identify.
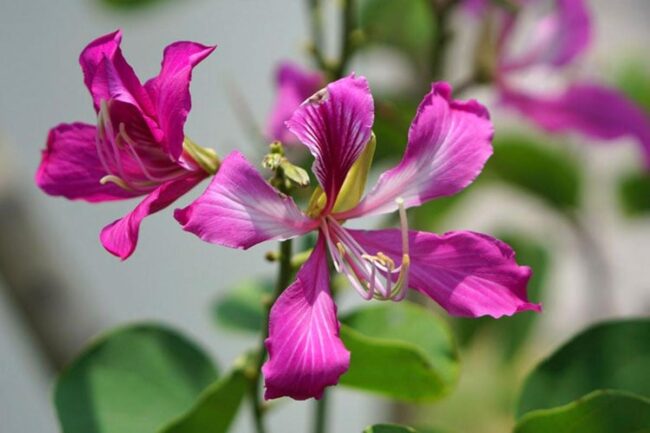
[175,75,540,400]
[36,30,218,260]
[475,0,650,166]
[266,61,324,144]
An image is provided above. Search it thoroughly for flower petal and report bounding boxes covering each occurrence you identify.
[79,30,154,115]
[266,62,324,144]
[175,151,317,250]
[500,0,591,72]
[286,74,374,212]
[144,41,216,161]
[100,173,205,260]
[501,83,650,167]
[35,122,138,202]
[262,235,350,400]
[337,82,493,219]
[349,229,540,318]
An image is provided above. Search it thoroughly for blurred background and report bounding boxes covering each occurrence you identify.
[0,0,649,432]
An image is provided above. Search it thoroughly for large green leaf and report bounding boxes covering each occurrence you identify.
[517,319,650,417]
[618,171,650,215]
[364,425,418,433]
[212,279,273,334]
[340,302,459,401]
[486,135,582,212]
[514,390,650,433]
[455,233,549,362]
[99,0,172,10]
[360,0,434,70]
[161,366,248,433]
[55,323,218,433]
[617,62,650,113]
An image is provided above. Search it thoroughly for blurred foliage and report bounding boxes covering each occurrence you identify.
[98,0,172,10]
[485,134,583,212]
[364,425,418,433]
[359,0,434,74]
[454,233,549,363]
[517,319,650,417]
[212,279,273,334]
[55,323,218,433]
[372,97,418,162]
[618,170,650,215]
[162,366,248,433]
[617,62,650,113]
[340,302,459,402]
[514,390,650,433]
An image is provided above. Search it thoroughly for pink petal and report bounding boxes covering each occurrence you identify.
[175,151,317,250]
[262,236,350,400]
[100,173,205,260]
[500,0,591,72]
[337,82,493,220]
[501,83,650,167]
[79,30,154,115]
[349,229,540,318]
[35,122,138,202]
[286,74,374,212]
[267,62,324,144]
[144,41,216,161]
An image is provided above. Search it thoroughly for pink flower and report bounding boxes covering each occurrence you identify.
[36,30,218,259]
[176,75,540,400]
[266,62,324,144]
[479,0,650,166]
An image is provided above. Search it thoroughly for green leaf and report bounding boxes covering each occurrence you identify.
[340,302,459,402]
[618,170,650,215]
[161,365,248,433]
[99,0,172,10]
[55,323,218,433]
[486,134,582,211]
[517,318,650,417]
[514,390,650,433]
[360,0,434,70]
[212,279,273,334]
[364,424,418,433]
[455,233,549,362]
[617,62,650,113]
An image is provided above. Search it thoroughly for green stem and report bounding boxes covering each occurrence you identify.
[312,389,329,433]
[333,0,356,79]
[250,238,294,433]
[430,0,458,80]
[308,0,329,72]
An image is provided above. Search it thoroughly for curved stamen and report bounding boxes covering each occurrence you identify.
[324,197,411,301]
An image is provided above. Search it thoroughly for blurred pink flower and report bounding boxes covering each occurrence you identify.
[36,30,217,259]
[474,0,650,166]
[266,61,324,144]
[176,75,539,400]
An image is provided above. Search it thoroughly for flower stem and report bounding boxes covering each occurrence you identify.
[312,389,329,433]
[429,0,458,80]
[250,237,294,433]
[333,0,357,79]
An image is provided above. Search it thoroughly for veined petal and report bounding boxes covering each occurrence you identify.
[500,0,591,72]
[175,151,317,250]
[501,83,650,168]
[79,30,154,115]
[36,122,138,202]
[100,173,205,260]
[349,229,540,318]
[337,82,493,220]
[144,41,216,161]
[263,236,350,400]
[266,62,324,144]
[286,74,374,212]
